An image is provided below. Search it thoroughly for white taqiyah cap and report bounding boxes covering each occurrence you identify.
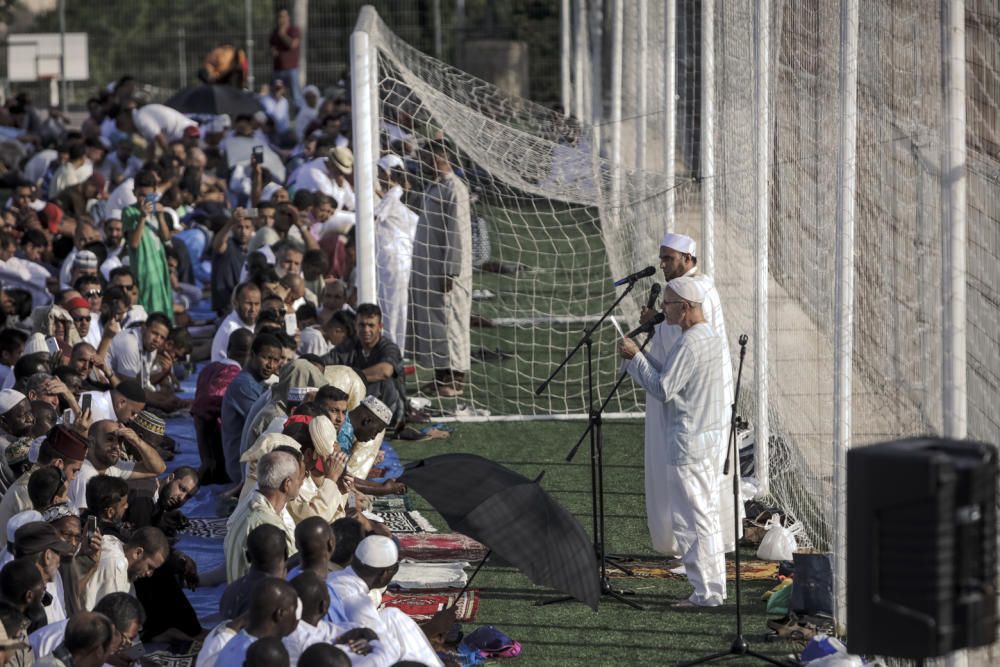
[377,154,404,172]
[6,510,43,545]
[260,182,282,202]
[355,535,399,568]
[23,333,48,356]
[0,389,26,416]
[308,415,337,458]
[360,395,392,426]
[666,276,708,304]
[660,232,697,257]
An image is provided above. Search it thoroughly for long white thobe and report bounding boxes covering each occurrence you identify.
[328,567,443,667]
[375,186,419,354]
[627,322,727,606]
[645,268,742,552]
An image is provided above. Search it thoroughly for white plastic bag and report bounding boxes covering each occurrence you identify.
[756,515,797,561]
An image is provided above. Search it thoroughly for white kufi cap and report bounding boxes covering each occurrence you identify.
[377,154,404,172]
[6,510,43,545]
[360,395,392,426]
[355,535,399,568]
[23,333,48,357]
[660,232,697,257]
[0,389,26,416]
[666,276,708,304]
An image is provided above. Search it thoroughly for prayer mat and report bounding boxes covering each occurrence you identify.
[382,589,480,622]
[370,495,413,513]
[142,648,199,667]
[607,558,780,581]
[394,561,469,589]
[180,517,229,539]
[398,533,488,562]
[375,510,438,534]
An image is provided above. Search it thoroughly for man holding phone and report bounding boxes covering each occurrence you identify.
[122,170,173,323]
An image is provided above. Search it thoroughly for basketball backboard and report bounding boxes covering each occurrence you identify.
[7,33,89,82]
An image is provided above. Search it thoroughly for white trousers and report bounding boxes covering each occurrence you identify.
[669,459,727,606]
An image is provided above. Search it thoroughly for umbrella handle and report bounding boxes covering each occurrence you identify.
[451,549,491,608]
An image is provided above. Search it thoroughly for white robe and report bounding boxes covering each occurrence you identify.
[375,186,419,354]
[644,268,742,553]
[627,322,727,606]
[284,618,400,667]
[328,567,443,667]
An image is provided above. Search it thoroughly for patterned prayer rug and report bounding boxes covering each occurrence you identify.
[607,559,780,581]
[370,495,413,512]
[142,647,200,667]
[397,533,488,562]
[382,589,480,622]
[375,510,437,534]
[180,517,229,539]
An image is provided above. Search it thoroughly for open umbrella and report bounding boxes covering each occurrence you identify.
[165,84,262,117]
[400,453,600,610]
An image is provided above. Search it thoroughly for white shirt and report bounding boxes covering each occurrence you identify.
[260,95,290,133]
[68,458,135,511]
[195,620,238,667]
[44,577,67,625]
[627,322,726,466]
[107,328,155,388]
[282,619,344,667]
[0,256,51,289]
[83,534,131,610]
[75,390,115,424]
[84,313,103,348]
[106,178,136,215]
[211,311,254,362]
[133,105,196,143]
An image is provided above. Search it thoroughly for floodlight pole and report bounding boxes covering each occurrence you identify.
[664,0,676,233]
[351,7,379,306]
[58,0,66,112]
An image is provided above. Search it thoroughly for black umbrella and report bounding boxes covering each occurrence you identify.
[400,453,600,610]
[165,84,262,117]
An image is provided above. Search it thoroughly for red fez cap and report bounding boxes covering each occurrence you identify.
[65,296,90,312]
[45,425,89,461]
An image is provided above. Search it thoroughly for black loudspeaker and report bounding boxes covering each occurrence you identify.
[847,436,998,659]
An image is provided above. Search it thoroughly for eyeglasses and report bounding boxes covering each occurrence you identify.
[72,315,90,323]
[84,290,102,298]
[118,283,136,291]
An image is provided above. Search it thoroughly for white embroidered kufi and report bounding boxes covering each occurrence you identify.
[360,395,392,426]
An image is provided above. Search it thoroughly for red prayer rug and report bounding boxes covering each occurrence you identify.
[397,532,489,562]
[382,589,480,622]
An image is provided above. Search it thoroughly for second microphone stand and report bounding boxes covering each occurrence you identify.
[535,279,648,610]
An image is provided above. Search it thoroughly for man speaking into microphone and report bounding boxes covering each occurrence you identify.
[620,276,727,608]
[635,232,740,557]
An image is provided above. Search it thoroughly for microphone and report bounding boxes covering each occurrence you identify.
[612,266,656,287]
[627,312,665,337]
[645,283,661,310]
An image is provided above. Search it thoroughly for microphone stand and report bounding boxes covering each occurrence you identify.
[536,279,645,610]
[678,334,787,667]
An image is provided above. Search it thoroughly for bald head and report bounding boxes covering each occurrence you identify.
[290,571,330,623]
[294,516,334,564]
[243,636,289,667]
[247,577,299,638]
[246,524,288,572]
[299,644,350,667]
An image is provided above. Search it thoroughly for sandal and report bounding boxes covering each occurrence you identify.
[765,613,818,643]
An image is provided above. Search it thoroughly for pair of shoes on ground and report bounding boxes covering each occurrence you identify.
[420,380,465,397]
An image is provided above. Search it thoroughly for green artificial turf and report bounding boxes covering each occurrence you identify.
[393,421,803,666]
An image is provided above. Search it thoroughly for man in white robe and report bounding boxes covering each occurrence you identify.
[374,154,419,354]
[638,232,741,554]
[409,144,472,396]
[328,536,446,666]
[622,277,728,607]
